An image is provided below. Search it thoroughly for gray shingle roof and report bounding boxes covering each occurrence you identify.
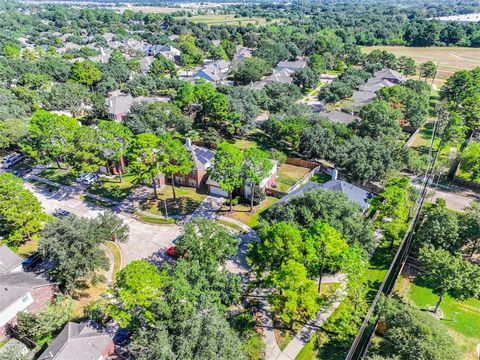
[276,179,372,212]
[277,59,306,71]
[317,110,359,125]
[0,272,51,312]
[38,322,113,360]
[0,245,22,274]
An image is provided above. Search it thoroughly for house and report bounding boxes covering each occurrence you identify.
[0,271,56,339]
[0,245,23,275]
[275,170,372,213]
[171,138,214,189]
[195,60,231,84]
[244,160,278,199]
[168,34,179,41]
[139,56,154,74]
[124,38,144,51]
[142,45,180,61]
[106,93,169,121]
[211,39,222,47]
[317,110,359,125]
[38,321,114,360]
[233,47,253,61]
[264,68,294,84]
[88,49,111,64]
[276,59,306,72]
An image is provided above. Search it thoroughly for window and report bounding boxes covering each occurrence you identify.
[21,295,29,303]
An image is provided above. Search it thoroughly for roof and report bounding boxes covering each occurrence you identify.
[372,68,406,83]
[0,272,52,312]
[139,56,154,73]
[0,245,23,275]
[38,322,113,360]
[317,110,359,125]
[265,69,294,84]
[195,61,230,82]
[277,59,306,71]
[359,79,395,93]
[351,90,377,106]
[275,178,372,212]
[188,145,215,170]
[106,94,134,115]
[234,47,252,60]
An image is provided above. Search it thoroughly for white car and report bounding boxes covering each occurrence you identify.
[82,173,99,185]
[76,173,89,183]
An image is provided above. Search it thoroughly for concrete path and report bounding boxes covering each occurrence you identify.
[179,195,225,224]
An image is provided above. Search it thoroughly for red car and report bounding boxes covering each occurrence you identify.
[166,246,178,258]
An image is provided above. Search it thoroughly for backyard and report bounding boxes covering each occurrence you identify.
[275,163,312,193]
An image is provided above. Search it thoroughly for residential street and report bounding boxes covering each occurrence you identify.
[23,181,182,267]
[411,181,476,211]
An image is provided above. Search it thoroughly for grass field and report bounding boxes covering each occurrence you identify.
[395,275,480,359]
[276,163,312,193]
[220,196,277,228]
[361,46,480,87]
[186,14,274,26]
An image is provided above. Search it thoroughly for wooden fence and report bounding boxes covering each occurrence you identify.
[286,157,320,169]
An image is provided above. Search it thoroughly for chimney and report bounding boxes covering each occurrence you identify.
[185,138,192,148]
[331,169,338,181]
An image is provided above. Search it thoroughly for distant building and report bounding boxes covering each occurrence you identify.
[264,68,294,84]
[139,56,154,74]
[233,47,253,61]
[106,93,169,121]
[276,59,306,72]
[38,322,114,360]
[195,60,231,83]
[142,45,180,61]
[317,110,359,125]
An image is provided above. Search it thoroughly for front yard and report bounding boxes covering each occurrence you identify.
[219,196,277,228]
[40,167,76,186]
[87,174,137,202]
[140,185,208,217]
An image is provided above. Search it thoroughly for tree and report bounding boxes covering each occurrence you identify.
[124,101,192,136]
[292,67,319,92]
[371,298,461,360]
[242,149,272,212]
[39,215,112,292]
[356,100,402,140]
[415,203,462,254]
[0,118,28,149]
[177,219,239,267]
[16,296,72,346]
[209,142,244,212]
[157,134,193,201]
[418,245,480,314]
[419,61,437,82]
[128,132,161,198]
[45,81,91,117]
[270,260,319,326]
[21,110,78,168]
[98,120,133,182]
[150,54,177,78]
[95,211,129,243]
[248,222,303,277]
[460,202,480,257]
[308,54,325,74]
[178,35,203,72]
[0,173,48,246]
[232,57,271,85]
[395,56,416,76]
[460,142,480,180]
[128,326,174,360]
[70,60,102,87]
[318,81,354,103]
[305,222,349,292]
[107,260,168,329]
[68,125,103,173]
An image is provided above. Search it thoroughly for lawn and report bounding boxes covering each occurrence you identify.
[134,211,177,225]
[408,120,440,155]
[79,194,116,208]
[105,241,122,275]
[275,163,312,193]
[87,174,137,202]
[71,282,108,319]
[140,185,208,217]
[310,172,331,184]
[216,219,247,233]
[40,167,76,186]
[16,238,39,257]
[186,14,276,26]
[220,196,277,228]
[395,275,480,358]
[232,130,272,152]
[361,46,480,87]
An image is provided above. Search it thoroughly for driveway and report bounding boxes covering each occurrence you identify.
[24,182,181,267]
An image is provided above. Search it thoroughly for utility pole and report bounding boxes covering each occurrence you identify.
[317,242,326,293]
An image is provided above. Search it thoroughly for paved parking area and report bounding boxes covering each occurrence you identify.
[24,182,182,268]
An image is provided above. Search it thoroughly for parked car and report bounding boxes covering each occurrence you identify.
[1,153,25,168]
[13,168,32,178]
[113,328,132,346]
[53,209,71,218]
[166,246,179,258]
[23,252,42,270]
[76,172,89,183]
[82,173,98,185]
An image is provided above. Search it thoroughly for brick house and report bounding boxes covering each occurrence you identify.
[38,321,115,360]
[0,271,57,339]
[161,138,214,189]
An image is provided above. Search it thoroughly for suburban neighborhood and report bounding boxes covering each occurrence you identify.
[0,0,479,360]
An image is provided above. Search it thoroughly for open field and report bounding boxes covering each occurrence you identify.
[395,275,480,359]
[186,14,275,26]
[361,46,480,87]
[113,6,186,14]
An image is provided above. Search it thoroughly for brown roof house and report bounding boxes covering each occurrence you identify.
[0,247,56,339]
[38,322,114,360]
